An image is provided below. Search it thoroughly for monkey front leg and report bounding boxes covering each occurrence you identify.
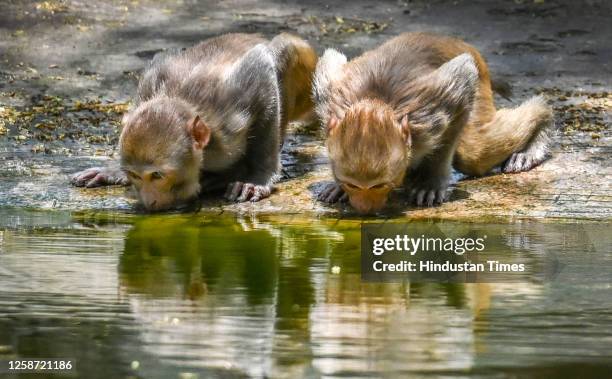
[402,53,479,207]
[406,139,458,207]
[225,180,276,202]
[407,158,452,207]
[224,122,282,203]
[317,182,348,204]
[224,158,279,202]
[220,43,284,203]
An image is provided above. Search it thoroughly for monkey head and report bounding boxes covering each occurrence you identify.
[119,97,211,211]
[326,100,411,214]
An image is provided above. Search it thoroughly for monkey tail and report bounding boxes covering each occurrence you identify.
[454,96,553,176]
[269,33,318,125]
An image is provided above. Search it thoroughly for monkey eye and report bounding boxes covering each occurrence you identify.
[369,183,388,189]
[150,171,164,180]
[343,182,360,190]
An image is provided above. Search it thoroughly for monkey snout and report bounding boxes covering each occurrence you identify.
[352,204,375,214]
[349,195,388,215]
[139,191,174,212]
[141,199,162,212]
[142,199,174,212]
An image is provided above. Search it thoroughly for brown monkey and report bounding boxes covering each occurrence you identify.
[71,33,317,211]
[313,32,552,214]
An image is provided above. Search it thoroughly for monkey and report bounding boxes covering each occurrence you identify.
[313,32,553,214]
[71,33,317,211]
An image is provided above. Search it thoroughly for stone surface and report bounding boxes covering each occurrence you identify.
[0,0,610,220]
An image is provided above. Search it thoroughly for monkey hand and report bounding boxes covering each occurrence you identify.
[317,182,348,204]
[225,181,275,202]
[407,178,450,207]
[70,167,129,188]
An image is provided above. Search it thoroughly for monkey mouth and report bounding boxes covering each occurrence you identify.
[354,208,384,215]
[349,201,388,215]
[134,197,201,214]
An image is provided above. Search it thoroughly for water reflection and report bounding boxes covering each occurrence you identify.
[115,216,528,378]
[119,216,335,377]
[0,212,610,378]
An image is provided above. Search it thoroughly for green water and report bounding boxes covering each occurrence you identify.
[0,209,611,378]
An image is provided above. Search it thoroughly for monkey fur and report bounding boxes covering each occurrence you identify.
[313,32,553,214]
[71,33,317,211]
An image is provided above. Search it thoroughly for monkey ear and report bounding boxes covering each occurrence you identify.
[188,115,211,150]
[327,116,340,135]
[400,115,411,147]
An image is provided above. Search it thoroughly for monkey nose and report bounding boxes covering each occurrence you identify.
[351,201,376,215]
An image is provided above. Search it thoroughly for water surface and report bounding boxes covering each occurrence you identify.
[0,209,611,378]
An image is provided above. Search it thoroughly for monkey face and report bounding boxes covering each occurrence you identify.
[119,98,212,212]
[326,101,411,214]
[123,166,201,212]
[330,149,408,214]
[341,181,393,214]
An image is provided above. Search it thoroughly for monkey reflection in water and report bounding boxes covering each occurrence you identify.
[72,33,317,211]
[117,215,496,376]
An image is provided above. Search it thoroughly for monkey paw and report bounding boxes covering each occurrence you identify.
[71,167,129,188]
[503,152,542,173]
[225,182,274,202]
[408,185,449,207]
[317,182,348,204]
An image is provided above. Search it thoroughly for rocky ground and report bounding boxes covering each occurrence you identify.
[0,0,610,220]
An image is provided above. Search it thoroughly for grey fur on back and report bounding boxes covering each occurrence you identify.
[134,33,283,186]
[137,34,278,134]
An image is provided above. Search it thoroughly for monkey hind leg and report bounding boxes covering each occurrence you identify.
[454,96,553,176]
[501,121,551,173]
[312,48,347,126]
[269,33,318,125]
